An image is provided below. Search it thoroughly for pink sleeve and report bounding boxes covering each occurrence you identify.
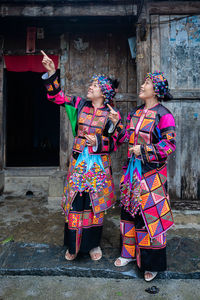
[47,91,82,108]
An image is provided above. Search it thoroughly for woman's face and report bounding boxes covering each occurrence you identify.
[87,80,104,102]
[139,78,156,101]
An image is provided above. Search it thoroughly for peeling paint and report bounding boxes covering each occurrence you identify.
[162,15,200,90]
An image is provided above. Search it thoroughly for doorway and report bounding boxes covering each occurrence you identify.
[5,70,60,167]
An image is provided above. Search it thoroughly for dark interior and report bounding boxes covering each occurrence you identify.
[5,70,60,166]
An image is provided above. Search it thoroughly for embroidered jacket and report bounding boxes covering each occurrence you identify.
[43,71,121,217]
[116,103,176,238]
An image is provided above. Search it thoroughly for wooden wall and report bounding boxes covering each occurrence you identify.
[150,14,200,207]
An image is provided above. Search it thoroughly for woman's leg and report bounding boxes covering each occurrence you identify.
[134,213,166,281]
[115,207,166,279]
[64,191,104,259]
[114,207,136,266]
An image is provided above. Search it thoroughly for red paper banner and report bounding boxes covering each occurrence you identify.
[26,27,36,53]
[4,55,59,73]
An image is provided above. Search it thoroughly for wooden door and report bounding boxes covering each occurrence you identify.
[59,31,137,196]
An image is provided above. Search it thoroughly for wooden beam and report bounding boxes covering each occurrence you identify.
[115,93,137,102]
[148,1,200,15]
[0,0,135,2]
[0,4,137,17]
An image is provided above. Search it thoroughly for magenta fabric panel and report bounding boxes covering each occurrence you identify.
[158,113,175,130]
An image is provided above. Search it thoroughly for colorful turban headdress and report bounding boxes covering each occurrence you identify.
[145,71,170,99]
[92,74,116,104]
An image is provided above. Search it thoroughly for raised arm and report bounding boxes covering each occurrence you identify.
[41,50,56,77]
[41,50,82,108]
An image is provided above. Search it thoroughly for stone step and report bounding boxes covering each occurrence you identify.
[0,240,199,279]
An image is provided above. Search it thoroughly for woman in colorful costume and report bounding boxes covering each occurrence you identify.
[41,51,121,261]
[110,72,176,281]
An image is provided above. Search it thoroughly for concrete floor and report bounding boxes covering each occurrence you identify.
[0,197,64,246]
[0,196,200,246]
[0,276,200,300]
[0,196,200,278]
[0,196,129,248]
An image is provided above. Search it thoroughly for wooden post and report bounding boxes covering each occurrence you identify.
[0,54,4,170]
[136,0,150,105]
[60,33,71,171]
[0,53,5,193]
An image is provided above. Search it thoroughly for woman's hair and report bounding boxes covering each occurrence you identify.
[146,72,173,102]
[91,74,120,105]
[107,78,120,99]
[158,80,173,102]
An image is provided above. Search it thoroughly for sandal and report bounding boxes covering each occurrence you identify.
[89,246,102,261]
[65,250,77,261]
[144,271,158,282]
[114,257,135,267]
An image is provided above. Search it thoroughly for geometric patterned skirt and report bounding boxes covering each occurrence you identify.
[120,207,166,272]
[64,192,104,255]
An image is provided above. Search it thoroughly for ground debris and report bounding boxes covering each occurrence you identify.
[145,286,159,294]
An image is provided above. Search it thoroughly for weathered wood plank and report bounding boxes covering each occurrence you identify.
[108,33,127,94]
[0,4,137,17]
[148,1,200,15]
[68,32,94,95]
[180,101,200,200]
[164,101,181,200]
[91,32,109,83]
[127,44,137,94]
[169,15,178,91]
[172,16,189,90]
[150,15,160,71]
[160,15,171,83]
[136,38,150,99]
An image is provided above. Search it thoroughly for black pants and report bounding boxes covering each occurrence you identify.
[64,192,104,254]
[120,207,167,272]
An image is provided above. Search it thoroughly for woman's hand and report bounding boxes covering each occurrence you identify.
[129,145,141,157]
[85,134,97,147]
[41,50,56,76]
[107,104,119,126]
